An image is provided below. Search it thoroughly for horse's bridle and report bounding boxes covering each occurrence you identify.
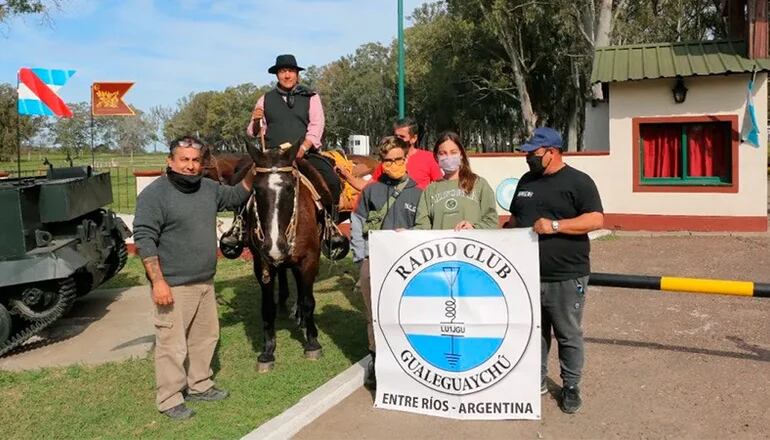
[250,164,300,280]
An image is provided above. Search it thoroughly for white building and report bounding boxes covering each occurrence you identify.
[347,135,370,156]
[471,39,770,232]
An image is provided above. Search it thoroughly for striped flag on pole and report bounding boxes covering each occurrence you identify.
[740,75,760,148]
[17,67,76,117]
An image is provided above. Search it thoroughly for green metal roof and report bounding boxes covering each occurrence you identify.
[591,40,770,84]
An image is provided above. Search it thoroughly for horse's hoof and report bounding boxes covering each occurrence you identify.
[304,348,322,360]
[257,361,275,373]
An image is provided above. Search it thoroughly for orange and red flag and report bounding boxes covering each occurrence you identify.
[91,82,135,116]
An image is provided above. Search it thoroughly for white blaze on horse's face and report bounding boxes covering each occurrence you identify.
[267,174,284,261]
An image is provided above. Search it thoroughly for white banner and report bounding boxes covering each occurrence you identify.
[370,229,541,420]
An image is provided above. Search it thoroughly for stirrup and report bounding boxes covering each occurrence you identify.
[321,208,349,260]
[219,209,245,259]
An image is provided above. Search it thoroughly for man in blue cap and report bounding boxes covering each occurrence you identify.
[504,127,604,414]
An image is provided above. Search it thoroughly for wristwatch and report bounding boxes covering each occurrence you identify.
[551,220,560,233]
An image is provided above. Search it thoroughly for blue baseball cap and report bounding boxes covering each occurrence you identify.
[519,127,563,152]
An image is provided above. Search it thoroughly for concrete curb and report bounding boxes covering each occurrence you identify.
[242,355,369,440]
[588,229,613,240]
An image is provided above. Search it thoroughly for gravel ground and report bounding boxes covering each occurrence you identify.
[296,235,770,439]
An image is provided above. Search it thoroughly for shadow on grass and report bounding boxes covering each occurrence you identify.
[215,256,368,369]
[100,256,147,290]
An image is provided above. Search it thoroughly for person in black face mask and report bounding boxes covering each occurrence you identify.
[503,127,604,415]
[133,136,255,420]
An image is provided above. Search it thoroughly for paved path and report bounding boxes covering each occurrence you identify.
[0,286,153,371]
[296,236,770,439]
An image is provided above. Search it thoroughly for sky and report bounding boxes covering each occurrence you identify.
[1,0,430,111]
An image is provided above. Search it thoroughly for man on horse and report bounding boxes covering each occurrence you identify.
[247,54,341,213]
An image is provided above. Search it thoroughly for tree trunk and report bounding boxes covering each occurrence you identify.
[567,61,580,152]
[591,0,613,100]
[479,2,536,136]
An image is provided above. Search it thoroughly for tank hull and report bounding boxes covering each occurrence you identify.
[0,167,131,356]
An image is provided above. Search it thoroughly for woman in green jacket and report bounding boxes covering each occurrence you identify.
[414,131,499,230]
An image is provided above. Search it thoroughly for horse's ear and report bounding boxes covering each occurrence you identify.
[201,145,212,162]
[244,137,264,164]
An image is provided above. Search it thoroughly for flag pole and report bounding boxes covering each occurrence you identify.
[90,84,95,168]
[90,112,95,167]
[16,71,22,179]
[397,0,405,119]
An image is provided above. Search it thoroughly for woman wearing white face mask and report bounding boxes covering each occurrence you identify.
[414,131,499,231]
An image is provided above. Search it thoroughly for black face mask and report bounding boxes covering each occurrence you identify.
[166,167,202,193]
[526,152,549,175]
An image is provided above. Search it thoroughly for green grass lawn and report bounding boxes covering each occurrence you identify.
[0,255,367,440]
[1,151,168,174]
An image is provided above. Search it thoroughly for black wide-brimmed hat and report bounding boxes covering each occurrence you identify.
[267,54,305,74]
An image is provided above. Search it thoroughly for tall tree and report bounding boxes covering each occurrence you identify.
[316,43,398,148]
[49,101,90,158]
[147,105,175,152]
[111,108,156,159]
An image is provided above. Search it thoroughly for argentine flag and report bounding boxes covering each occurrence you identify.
[740,76,760,148]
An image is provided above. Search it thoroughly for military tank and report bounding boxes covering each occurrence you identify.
[0,165,131,356]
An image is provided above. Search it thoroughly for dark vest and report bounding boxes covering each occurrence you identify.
[264,89,310,148]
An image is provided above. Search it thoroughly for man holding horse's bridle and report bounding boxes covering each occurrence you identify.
[246,54,341,207]
[133,137,255,420]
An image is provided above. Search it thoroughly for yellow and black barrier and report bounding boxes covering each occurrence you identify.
[589,273,770,298]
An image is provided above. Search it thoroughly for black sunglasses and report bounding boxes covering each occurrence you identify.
[382,157,406,165]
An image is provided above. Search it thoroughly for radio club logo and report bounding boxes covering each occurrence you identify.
[378,237,534,396]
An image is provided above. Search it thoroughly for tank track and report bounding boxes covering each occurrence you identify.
[103,238,128,283]
[0,277,77,357]
[116,239,128,274]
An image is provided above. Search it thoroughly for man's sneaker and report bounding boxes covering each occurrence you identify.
[364,357,377,390]
[559,385,582,414]
[162,403,195,420]
[541,377,548,395]
[185,387,229,402]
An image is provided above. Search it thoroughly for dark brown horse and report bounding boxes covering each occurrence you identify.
[242,138,327,370]
[201,147,370,312]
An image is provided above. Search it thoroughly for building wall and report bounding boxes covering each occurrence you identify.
[583,101,610,151]
[469,73,768,231]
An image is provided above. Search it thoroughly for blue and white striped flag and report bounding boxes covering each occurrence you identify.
[740,76,760,148]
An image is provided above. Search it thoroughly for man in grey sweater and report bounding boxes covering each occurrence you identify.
[133,136,254,420]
